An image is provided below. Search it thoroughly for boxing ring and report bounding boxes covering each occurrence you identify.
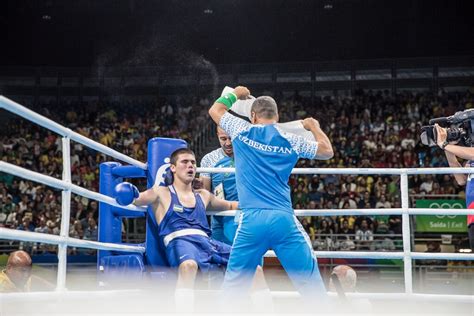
[1,96,473,312]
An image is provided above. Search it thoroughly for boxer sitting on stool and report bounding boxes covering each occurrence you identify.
[115,148,238,312]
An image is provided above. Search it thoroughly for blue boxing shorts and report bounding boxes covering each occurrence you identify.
[166,235,231,272]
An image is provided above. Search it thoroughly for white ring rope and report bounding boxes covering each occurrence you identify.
[0,228,145,253]
[271,291,474,303]
[265,250,474,260]
[2,160,472,260]
[198,166,474,175]
[0,95,472,300]
[209,208,474,216]
[1,289,473,305]
[0,161,146,213]
[2,227,471,261]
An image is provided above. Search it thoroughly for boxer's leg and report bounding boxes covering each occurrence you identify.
[167,238,202,313]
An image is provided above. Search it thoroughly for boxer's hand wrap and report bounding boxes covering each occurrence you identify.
[114,182,139,206]
[215,92,238,109]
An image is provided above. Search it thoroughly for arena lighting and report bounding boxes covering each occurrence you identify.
[458,249,472,253]
[324,0,333,10]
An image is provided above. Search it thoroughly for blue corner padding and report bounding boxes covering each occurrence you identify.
[111,165,147,179]
[98,137,188,276]
[99,254,145,273]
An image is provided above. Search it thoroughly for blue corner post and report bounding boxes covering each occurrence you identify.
[98,137,187,277]
[98,162,146,275]
[145,137,187,268]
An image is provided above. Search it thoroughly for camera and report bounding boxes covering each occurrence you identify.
[420,109,474,147]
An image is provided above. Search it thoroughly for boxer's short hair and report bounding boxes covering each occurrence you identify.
[251,96,278,119]
[170,148,195,165]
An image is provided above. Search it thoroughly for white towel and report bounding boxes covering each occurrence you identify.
[222,86,315,141]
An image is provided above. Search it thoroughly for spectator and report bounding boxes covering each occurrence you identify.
[355,219,374,250]
[18,217,35,232]
[0,250,32,292]
[417,241,447,267]
[375,194,392,209]
[371,220,396,251]
[83,218,98,241]
[338,192,357,209]
[329,265,357,293]
[419,175,435,194]
[300,217,316,244]
[388,215,402,234]
[336,219,356,250]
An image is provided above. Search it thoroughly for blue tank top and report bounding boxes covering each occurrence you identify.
[158,186,212,239]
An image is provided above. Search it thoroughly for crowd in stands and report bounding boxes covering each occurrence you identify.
[1,89,473,255]
[282,88,472,250]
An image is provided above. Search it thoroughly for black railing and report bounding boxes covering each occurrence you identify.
[1,56,473,103]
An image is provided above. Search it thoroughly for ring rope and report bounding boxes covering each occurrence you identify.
[1,289,473,304]
[198,166,474,175]
[2,228,472,261]
[271,291,474,303]
[0,161,146,213]
[0,95,472,298]
[209,208,474,216]
[0,228,145,253]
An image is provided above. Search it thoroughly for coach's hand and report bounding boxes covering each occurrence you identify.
[114,182,139,206]
[234,86,251,100]
[302,118,321,131]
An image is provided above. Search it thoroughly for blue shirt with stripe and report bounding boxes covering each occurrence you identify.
[200,148,238,201]
[219,112,318,213]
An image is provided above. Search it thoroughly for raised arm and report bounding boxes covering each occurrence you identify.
[435,124,471,185]
[302,118,334,160]
[114,182,161,207]
[436,123,474,160]
[133,185,162,206]
[209,86,250,126]
[444,151,468,186]
[443,145,474,161]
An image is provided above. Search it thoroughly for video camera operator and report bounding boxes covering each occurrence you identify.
[433,123,474,250]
